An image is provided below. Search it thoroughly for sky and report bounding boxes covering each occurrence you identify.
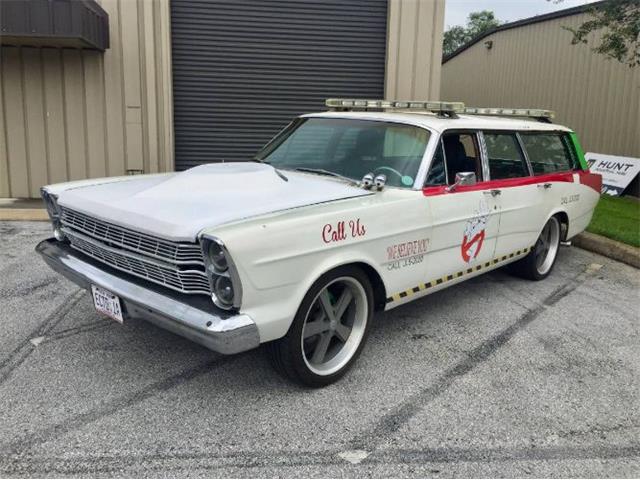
[444,0,601,28]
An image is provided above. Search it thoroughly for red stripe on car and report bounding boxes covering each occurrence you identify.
[422,171,576,196]
[576,170,602,193]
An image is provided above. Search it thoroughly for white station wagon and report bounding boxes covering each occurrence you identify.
[38,99,602,386]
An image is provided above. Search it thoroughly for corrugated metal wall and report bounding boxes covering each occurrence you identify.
[0,0,174,198]
[441,12,640,158]
[170,0,389,169]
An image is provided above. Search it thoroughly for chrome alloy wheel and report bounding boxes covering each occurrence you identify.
[301,277,368,376]
[535,217,561,275]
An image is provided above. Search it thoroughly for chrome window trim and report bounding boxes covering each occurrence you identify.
[482,130,532,179]
[423,137,448,187]
[515,131,534,176]
[477,131,491,181]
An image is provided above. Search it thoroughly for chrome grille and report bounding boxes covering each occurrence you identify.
[60,207,203,265]
[64,229,210,295]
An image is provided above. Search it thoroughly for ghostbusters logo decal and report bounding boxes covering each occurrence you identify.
[461,199,490,263]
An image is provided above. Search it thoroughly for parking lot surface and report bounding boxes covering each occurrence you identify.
[0,221,638,478]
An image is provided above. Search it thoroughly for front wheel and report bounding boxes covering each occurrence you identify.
[509,216,562,280]
[268,266,373,387]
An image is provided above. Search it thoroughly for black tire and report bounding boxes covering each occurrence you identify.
[267,265,374,387]
[509,215,562,281]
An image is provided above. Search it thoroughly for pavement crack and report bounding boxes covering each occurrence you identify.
[0,289,84,385]
[42,321,111,343]
[349,264,600,452]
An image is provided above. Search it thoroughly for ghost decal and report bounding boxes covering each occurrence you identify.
[461,199,491,263]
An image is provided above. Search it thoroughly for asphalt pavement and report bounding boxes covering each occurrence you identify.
[0,221,638,478]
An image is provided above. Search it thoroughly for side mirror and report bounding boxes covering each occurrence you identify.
[446,172,476,192]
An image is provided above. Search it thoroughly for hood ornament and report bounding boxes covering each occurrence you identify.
[374,174,387,190]
[361,173,374,189]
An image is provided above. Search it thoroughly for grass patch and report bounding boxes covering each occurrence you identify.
[586,195,640,247]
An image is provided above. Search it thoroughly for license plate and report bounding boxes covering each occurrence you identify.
[91,285,124,323]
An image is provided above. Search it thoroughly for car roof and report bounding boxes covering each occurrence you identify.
[302,110,572,134]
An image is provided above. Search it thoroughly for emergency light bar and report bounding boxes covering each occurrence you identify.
[463,107,555,121]
[325,98,465,116]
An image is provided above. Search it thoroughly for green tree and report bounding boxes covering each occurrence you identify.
[443,10,501,56]
[562,0,640,68]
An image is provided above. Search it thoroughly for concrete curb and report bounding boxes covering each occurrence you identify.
[572,231,640,269]
[0,209,49,221]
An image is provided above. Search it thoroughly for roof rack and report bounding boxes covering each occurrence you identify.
[463,107,555,123]
[325,98,465,118]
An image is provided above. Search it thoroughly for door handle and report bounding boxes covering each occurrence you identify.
[537,183,552,189]
[483,189,501,197]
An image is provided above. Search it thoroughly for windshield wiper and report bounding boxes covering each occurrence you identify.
[294,167,359,186]
[251,158,288,182]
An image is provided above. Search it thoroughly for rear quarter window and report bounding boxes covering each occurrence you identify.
[520,133,577,174]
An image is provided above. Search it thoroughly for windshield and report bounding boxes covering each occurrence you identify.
[256,118,431,188]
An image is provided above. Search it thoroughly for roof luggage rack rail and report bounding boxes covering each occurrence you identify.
[463,107,555,123]
[325,98,465,118]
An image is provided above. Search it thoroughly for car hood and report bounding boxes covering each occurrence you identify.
[56,162,372,241]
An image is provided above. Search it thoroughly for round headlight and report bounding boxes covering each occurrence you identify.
[213,275,234,307]
[208,241,228,272]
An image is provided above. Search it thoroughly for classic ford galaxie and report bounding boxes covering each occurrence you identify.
[37,99,602,386]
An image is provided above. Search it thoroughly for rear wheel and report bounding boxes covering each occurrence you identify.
[509,216,562,280]
[268,266,373,387]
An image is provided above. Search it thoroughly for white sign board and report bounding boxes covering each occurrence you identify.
[585,152,640,196]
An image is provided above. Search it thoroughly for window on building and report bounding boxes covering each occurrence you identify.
[520,133,577,174]
[484,132,529,179]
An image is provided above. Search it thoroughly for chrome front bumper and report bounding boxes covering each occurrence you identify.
[36,239,260,355]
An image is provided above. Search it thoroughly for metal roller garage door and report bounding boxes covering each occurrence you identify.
[170,0,388,170]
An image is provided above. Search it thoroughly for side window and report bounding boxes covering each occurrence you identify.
[520,133,576,174]
[441,132,482,184]
[484,132,529,179]
[425,141,446,186]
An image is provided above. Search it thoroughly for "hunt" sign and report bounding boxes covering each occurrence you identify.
[585,153,640,196]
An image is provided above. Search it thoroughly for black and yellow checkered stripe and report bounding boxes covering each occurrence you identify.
[385,246,534,304]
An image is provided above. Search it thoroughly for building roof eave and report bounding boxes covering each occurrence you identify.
[442,0,609,64]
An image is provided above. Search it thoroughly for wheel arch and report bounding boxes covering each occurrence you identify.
[547,209,569,241]
[345,261,388,311]
[310,260,388,312]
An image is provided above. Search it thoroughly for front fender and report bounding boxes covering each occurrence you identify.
[205,189,423,343]
[239,248,387,342]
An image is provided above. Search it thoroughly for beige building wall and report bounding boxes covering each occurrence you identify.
[441,12,640,159]
[0,0,174,199]
[386,0,445,100]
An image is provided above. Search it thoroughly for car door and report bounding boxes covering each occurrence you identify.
[422,130,500,284]
[481,131,545,257]
[519,131,584,233]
